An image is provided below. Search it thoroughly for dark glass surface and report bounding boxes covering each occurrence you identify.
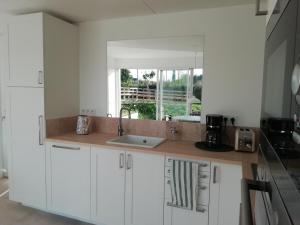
[260,131,300,224]
[262,0,297,119]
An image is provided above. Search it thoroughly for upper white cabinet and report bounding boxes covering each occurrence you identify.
[125,152,164,225]
[8,13,44,87]
[8,87,46,209]
[46,142,91,221]
[209,162,242,225]
[6,12,79,119]
[91,147,165,225]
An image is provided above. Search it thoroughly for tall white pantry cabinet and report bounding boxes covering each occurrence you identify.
[5,12,79,210]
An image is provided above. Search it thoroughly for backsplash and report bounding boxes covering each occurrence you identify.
[46,116,77,137]
[46,116,258,145]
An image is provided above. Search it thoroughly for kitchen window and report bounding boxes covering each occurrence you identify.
[117,68,202,121]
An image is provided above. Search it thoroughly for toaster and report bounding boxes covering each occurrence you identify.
[235,128,255,152]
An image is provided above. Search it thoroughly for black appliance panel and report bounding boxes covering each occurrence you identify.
[262,0,298,119]
[259,132,300,225]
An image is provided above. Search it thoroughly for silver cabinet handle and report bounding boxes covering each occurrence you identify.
[213,166,219,183]
[255,0,267,16]
[119,153,125,169]
[126,154,132,170]
[52,145,80,150]
[38,115,43,145]
[38,70,44,84]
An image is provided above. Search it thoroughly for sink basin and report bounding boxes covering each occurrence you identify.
[107,135,166,148]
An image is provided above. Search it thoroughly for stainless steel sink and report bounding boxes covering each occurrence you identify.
[107,135,166,148]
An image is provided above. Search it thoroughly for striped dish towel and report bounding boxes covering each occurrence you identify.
[167,160,194,210]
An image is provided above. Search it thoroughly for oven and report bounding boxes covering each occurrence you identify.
[240,132,296,225]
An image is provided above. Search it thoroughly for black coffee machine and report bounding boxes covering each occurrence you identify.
[205,114,223,148]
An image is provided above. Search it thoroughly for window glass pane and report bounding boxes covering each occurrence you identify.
[162,70,188,119]
[193,68,203,101]
[121,68,157,120]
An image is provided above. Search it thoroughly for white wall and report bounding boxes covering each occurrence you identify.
[79,4,266,127]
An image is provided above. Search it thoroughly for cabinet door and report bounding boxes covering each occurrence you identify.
[91,147,126,225]
[46,142,91,221]
[8,87,46,209]
[125,152,164,225]
[209,162,242,225]
[8,13,44,87]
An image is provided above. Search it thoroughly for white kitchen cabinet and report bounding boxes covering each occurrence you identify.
[91,147,126,225]
[7,87,46,209]
[209,162,242,225]
[125,152,164,225]
[164,157,210,225]
[6,12,79,209]
[46,142,91,221]
[8,13,44,87]
[91,147,165,225]
[7,12,79,119]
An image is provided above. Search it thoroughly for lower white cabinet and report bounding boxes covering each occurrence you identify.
[46,142,91,221]
[91,147,165,225]
[35,141,242,225]
[164,157,210,225]
[8,87,46,209]
[209,162,242,225]
[91,147,126,225]
[125,151,164,225]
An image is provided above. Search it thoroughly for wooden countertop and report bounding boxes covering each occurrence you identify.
[46,132,258,179]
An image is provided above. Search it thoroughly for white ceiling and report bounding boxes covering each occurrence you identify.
[108,36,204,59]
[0,0,253,23]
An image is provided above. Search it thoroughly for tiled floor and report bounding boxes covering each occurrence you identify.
[0,178,92,225]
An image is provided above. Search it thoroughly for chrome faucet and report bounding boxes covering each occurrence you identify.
[118,107,131,136]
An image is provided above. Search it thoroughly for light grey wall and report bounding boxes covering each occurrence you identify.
[79,4,266,127]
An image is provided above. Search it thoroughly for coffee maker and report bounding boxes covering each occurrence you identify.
[205,114,223,148]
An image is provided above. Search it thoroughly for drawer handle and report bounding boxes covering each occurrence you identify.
[199,163,208,167]
[199,175,207,179]
[38,115,44,146]
[126,154,132,170]
[119,153,125,169]
[52,145,80,150]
